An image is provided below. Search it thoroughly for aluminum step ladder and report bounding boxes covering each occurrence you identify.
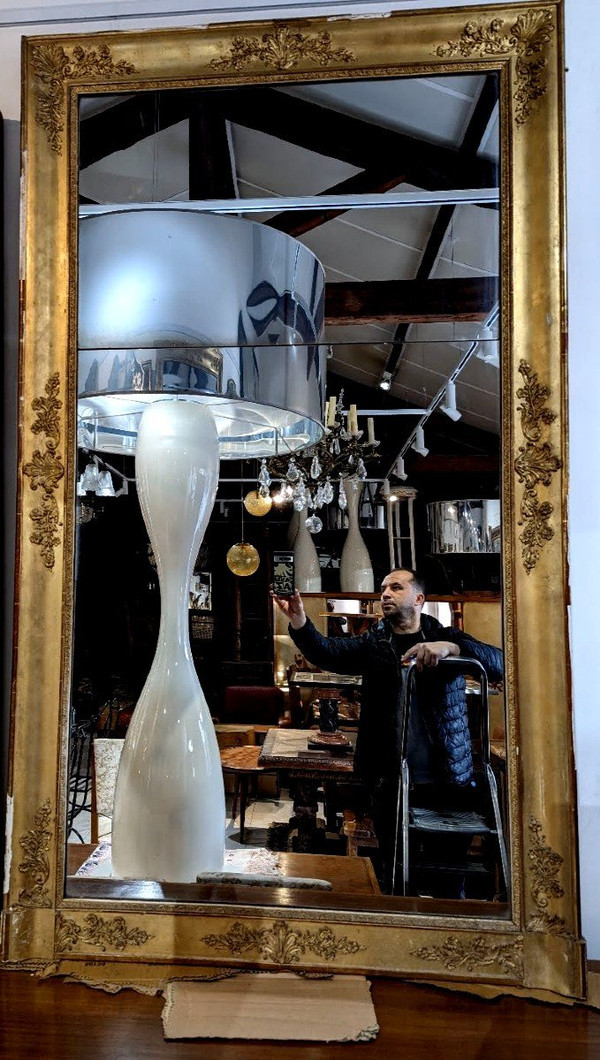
[392,656,509,900]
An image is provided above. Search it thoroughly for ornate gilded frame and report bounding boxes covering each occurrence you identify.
[3,2,585,1000]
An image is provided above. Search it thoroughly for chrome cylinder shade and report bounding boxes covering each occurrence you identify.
[78,208,326,458]
[426,499,501,554]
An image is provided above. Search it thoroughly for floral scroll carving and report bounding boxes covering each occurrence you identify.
[23,374,65,570]
[202,920,362,965]
[514,360,561,573]
[527,816,566,934]
[17,801,52,908]
[436,9,555,125]
[412,934,523,979]
[210,24,355,72]
[55,912,153,954]
[30,42,136,153]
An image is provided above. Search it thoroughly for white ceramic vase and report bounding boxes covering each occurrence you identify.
[286,507,300,549]
[293,505,322,591]
[340,476,374,592]
[112,399,225,882]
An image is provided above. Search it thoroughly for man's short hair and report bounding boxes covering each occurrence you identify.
[389,567,427,597]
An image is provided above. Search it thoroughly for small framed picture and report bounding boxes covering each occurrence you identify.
[189,572,212,611]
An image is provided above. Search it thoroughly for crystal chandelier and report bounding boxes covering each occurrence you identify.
[257,391,379,533]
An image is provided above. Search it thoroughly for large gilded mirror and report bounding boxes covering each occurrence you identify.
[4,1,586,1000]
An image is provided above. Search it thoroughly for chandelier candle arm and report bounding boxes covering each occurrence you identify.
[112,399,225,883]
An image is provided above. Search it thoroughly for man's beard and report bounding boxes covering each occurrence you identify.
[387,603,419,630]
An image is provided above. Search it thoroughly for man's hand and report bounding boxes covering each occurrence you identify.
[270,588,306,630]
[401,640,460,670]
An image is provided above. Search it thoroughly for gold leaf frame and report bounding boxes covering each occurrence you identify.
[3,2,585,1000]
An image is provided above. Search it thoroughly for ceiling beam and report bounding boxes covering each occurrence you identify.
[408,454,499,472]
[265,169,406,237]
[188,100,236,200]
[325,277,498,325]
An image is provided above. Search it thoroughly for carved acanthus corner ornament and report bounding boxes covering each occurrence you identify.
[412,934,523,979]
[527,816,567,934]
[17,801,52,908]
[202,920,362,964]
[514,360,561,573]
[436,9,555,125]
[55,912,153,954]
[210,24,355,72]
[22,374,65,570]
[30,42,136,153]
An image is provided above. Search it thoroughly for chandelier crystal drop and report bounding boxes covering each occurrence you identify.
[305,513,323,534]
[258,459,271,488]
[286,458,300,483]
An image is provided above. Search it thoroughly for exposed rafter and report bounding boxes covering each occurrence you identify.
[264,169,405,237]
[325,277,498,325]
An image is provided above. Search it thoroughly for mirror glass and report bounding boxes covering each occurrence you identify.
[66,72,506,916]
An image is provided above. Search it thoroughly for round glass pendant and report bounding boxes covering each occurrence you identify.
[226,542,260,576]
[305,513,323,534]
[244,490,272,516]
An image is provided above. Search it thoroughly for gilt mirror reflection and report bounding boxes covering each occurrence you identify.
[67,70,506,914]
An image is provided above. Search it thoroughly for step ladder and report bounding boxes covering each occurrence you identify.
[392,657,509,901]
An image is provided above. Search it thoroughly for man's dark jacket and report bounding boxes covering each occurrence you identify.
[289,613,503,786]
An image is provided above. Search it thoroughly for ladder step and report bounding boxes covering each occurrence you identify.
[412,859,492,877]
[409,806,495,833]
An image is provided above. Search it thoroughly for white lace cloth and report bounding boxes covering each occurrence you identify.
[75,842,282,879]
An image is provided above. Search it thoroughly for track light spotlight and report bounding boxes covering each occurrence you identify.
[379,370,392,391]
[440,380,461,421]
[477,325,500,365]
[412,425,429,457]
[395,457,408,481]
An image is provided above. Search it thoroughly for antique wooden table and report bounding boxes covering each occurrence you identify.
[259,728,357,850]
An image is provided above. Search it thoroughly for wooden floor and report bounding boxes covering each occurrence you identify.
[1,969,600,1058]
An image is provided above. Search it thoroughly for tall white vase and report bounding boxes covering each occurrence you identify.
[286,507,300,549]
[112,399,225,882]
[293,506,322,591]
[340,477,374,592]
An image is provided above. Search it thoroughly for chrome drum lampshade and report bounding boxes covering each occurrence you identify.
[78,207,326,458]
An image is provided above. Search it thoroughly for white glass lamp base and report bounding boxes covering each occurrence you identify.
[111,399,225,882]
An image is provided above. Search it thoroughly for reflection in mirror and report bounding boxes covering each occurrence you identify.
[67,72,507,915]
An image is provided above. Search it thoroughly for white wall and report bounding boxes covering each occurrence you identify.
[565,0,600,958]
[2,0,598,957]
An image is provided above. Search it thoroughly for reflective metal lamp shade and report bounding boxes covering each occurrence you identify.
[78,208,326,458]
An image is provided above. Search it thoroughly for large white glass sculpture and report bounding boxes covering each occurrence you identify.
[78,209,325,882]
[111,400,224,881]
